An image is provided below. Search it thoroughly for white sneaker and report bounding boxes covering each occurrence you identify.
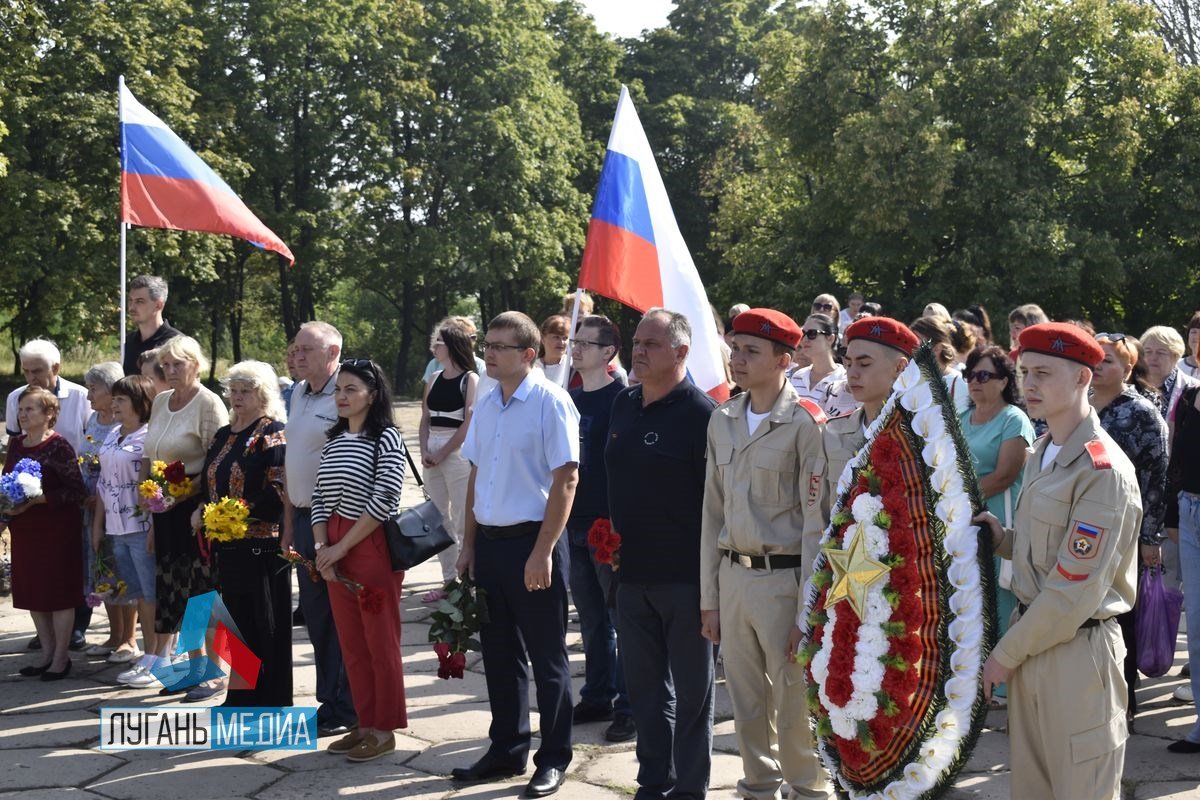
[108,648,141,664]
[116,664,144,684]
[1173,684,1194,703]
[126,667,159,688]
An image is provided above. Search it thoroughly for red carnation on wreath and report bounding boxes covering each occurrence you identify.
[587,517,621,570]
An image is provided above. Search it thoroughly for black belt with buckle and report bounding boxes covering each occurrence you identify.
[479,521,542,540]
[722,549,804,571]
[1018,603,1102,629]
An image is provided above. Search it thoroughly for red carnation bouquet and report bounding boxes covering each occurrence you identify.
[428,575,489,679]
[588,518,621,570]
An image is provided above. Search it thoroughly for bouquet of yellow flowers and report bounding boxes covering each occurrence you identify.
[202,496,251,542]
[137,460,193,515]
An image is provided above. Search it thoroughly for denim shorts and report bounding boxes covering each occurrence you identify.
[110,531,156,602]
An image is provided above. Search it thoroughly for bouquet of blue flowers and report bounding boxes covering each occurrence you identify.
[0,458,43,513]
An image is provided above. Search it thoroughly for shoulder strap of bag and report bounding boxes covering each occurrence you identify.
[370,428,426,489]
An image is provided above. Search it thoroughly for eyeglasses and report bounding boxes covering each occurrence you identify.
[432,340,446,347]
[812,302,835,312]
[965,369,1000,384]
[1095,332,1127,343]
[801,329,831,340]
[571,340,608,350]
[479,341,525,353]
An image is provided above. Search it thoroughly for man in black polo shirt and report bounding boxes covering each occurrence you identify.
[606,308,717,800]
[122,275,182,375]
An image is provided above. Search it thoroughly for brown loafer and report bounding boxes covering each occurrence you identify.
[346,732,396,762]
[326,728,365,754]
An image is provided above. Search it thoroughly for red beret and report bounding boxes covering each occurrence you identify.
[1018,322,1104,368]
[845,317,919,357]
[732,308,802,348]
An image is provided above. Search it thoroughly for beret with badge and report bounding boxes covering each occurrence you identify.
[844,316,920,357]
[731,308,803,349]
[1018,322,1105,368]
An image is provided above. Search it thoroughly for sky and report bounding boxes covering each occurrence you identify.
[581,0,674,38]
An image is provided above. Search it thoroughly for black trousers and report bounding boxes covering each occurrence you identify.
[216,539,293,707]
[474,531,573,770]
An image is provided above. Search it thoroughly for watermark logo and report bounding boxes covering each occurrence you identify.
[152,591,261,691]
[100,707,318,750]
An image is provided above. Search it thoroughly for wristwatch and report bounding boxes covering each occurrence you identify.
[314,542,326,551]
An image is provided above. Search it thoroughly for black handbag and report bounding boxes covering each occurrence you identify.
[372,433,454,572]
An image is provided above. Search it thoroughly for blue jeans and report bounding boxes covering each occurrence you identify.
[1178,491,1200,742]
[567,527,630,715]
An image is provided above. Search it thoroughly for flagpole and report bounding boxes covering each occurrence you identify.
[562,288,583,388]
[118,75,127,359]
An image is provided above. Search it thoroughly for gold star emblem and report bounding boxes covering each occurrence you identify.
[825,523,892,621]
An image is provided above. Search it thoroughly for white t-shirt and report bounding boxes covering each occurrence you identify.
[747,408,770,436]
[788,364,860,417]
[5,377,91,453]
[1041,442,1062,471]
[838,308,855,336]
[943,371,970,413]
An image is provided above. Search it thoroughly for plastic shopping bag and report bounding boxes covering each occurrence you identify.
[1136,566,1185,678]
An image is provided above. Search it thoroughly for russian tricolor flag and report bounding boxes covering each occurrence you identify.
[119,81,294,264]
[579,86,728,400]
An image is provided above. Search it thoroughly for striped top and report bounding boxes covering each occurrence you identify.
[310,426,407,526]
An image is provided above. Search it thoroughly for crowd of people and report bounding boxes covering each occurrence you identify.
[4,277,1200,798]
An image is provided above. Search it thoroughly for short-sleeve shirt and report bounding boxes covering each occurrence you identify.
[461,370,580,527]
[959,404,1034,525]
[6,378,92,453]
[284,371,339,508]
[145,387,229,475]
[97,425,150,536]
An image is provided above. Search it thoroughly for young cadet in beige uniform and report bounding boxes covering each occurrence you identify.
[975,323,1141,800]
[701,308,831,800]
[822,318,920,498]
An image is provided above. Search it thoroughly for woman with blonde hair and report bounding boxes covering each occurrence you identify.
[1142,325,1200,424]
[189,360,289,706]
[144,335,229,694]
[910,316,971,411]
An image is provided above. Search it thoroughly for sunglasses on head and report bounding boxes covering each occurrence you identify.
[1095,332,1126,343]
[801,328,831,340]
[812,302,835,312]
[965,369,1001,384]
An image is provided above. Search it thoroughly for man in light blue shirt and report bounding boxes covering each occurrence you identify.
[452,311,580,799]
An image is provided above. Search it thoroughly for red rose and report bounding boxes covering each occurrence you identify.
[448,651,467,679]
[164,460,187,484]
[587,518,613,548]
[434,641,450,661]
[606,530,622,549]
[358,587,384,615]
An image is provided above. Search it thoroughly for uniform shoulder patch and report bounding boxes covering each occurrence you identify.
[1068,521,1104,560]
[1084,439,1112,470]
[796,397,828,425]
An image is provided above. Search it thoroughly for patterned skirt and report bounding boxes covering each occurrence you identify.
[152,496,217,634]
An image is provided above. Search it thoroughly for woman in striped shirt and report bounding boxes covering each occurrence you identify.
[312,358,408,762]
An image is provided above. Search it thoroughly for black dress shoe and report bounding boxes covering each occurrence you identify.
[451,753,525,783]
[572,701,614,724]
[1167,739,1200,754]
[604,713,637,742]
[27,635,41,651]
[19,664,50,677]
[524,766,566,798]
[40,660,72,681]
[317,720,356,737]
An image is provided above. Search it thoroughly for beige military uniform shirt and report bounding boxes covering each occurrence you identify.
[822,406,867,504]
[701,383,828,617]
[992,410,1142,670]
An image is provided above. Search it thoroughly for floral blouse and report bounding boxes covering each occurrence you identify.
[199,417,286,538]
[1097,386,1168,544]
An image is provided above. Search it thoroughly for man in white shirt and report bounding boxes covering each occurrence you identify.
[281,321,357,737]
[837,291,864,336]
[5,339,91,453]
[452,311,580,798]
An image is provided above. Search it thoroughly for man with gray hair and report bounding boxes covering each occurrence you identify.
[605,308,718,800]
[282,320,357,737]
[122,275,182,376]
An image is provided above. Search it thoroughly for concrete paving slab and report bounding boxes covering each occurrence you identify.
[0,748,125,791]
[85,755,283,799]
[0,711,99,749]
[247,731,426,771]
[255,763,454,800]
[0,790,113,800]
[1133,780,1200,799]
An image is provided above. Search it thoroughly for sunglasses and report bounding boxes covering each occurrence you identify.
[801,329,832,340]
[812,302,835,312]
[965,369,1001,384]
[1095,332,1127,343]
[342,358,375,370]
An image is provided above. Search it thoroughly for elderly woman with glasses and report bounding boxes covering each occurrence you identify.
[1090,332,1169,729]
[958,346,1034,705]
[786,312,857,416]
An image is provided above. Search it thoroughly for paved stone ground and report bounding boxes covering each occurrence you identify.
[0,402,1197,798]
